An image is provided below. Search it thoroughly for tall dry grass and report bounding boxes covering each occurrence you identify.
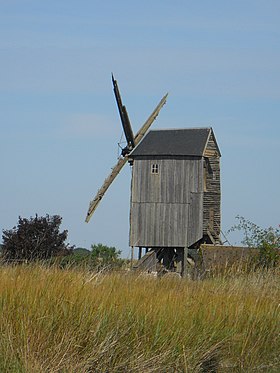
[0,265,279,372]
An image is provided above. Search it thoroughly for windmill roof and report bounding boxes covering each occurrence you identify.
[130,128,220,157]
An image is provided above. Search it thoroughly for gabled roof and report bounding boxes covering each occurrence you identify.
[129,127,220,157]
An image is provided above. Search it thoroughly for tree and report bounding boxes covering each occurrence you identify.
[53,245,125,270]
[90,243,122,268]
[228,216,280,268]
[2,214,73,262]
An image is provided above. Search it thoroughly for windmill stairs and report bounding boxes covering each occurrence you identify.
[132,251,157,272]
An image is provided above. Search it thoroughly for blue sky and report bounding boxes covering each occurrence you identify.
[1,1,279,256]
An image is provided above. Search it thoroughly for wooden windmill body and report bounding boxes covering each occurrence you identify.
[129,128,221,276]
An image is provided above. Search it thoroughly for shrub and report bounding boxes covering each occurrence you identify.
[1,214,73,262]
[56,244,125,271]
[90,243,124,269]
[228,216,280,268]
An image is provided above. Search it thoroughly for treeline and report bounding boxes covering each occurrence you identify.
[1,214,279,271]
[1,214,127,270]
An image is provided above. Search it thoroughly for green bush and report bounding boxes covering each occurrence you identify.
[55,244,125,271]
[91,243,122,267]
[228,216,280,268]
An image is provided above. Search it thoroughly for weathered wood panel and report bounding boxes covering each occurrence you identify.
[203,131,221,241]
[130,157,204,247]
[132,251,157,272]
[188,192,203,246]
[130,202,191,247]
[131,158,203,204]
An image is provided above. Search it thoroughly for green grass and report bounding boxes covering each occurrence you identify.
[0,265,279,372]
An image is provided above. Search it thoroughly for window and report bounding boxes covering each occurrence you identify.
[151,164,159,174]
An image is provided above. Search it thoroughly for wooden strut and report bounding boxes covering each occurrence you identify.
[85,93,168,223]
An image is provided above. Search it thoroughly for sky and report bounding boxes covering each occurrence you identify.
[0,1,279,257]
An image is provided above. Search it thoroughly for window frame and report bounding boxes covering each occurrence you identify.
[151,163,159,174]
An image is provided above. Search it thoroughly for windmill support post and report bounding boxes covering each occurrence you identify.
[182,247,189,278]
[130,246,134,269]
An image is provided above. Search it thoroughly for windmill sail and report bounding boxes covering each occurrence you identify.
[85,92,168,223]
[112,74,135,151]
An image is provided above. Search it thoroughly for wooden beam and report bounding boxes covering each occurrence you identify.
[203,149,219,158]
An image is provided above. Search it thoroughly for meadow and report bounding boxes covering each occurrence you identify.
[0,265,279,372]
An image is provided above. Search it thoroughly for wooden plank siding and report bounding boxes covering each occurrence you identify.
[188,192,204,246]
[129,157,204,247]
[202,132,221,241]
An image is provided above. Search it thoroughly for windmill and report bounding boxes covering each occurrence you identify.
[85,76,222,278]
[85,75,168,223]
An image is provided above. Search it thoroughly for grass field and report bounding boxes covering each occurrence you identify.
[0,265,279,372]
